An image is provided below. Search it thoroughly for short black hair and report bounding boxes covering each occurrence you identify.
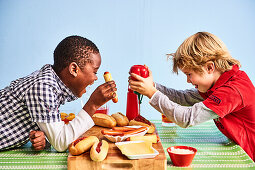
[53,35,99,73]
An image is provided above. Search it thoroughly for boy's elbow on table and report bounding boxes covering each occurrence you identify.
[49,139,69,152]
[53,144,68,152]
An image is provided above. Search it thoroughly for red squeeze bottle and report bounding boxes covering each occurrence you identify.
[126,88,140,120]
[129,65,149,80]
[126,65,149,120]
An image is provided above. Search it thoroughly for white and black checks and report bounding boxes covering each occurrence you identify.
[0,64,77,150]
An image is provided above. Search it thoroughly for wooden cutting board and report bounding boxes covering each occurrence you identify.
[67,125,166,170]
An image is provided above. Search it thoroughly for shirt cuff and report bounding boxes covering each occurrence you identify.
[149,90,161,105]
[76,109,95,128]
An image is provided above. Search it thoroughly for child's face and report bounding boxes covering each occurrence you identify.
[181,66,216,93]
[73,53,101,97]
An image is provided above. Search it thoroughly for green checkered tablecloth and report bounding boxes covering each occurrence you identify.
[0,120,254,170]
[0,143,68,170]
[153,120,255,169]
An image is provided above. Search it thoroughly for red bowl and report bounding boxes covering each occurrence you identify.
[167,146,197,167]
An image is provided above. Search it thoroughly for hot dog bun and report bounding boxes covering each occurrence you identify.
[104,72,118,103]
[90,140,109,162]
[111,112,129,127]
[92,113,117,128]
[129,115,155,134]
[69,136,99,156]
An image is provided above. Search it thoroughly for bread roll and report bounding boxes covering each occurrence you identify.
[92,113,117,128]
[111,112,129,126]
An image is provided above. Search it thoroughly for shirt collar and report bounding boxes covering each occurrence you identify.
[46,64,78,102]
[208,65,239,93]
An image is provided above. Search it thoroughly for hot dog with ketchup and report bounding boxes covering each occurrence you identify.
[69,136,99,156]
[90,140,109,162]
[104,72,118,103]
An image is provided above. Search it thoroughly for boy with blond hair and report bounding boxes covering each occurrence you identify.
[129,32,255,161]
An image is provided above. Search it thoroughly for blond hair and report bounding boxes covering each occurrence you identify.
[168,32,241,74]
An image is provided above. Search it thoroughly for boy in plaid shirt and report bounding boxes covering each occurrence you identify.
[0,36,117,151]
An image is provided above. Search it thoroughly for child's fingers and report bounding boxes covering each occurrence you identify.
[148,68,153,76]
[29,131,37,139]
[32,140,46,151]
[29,131,45,144]
[33,140,45,148]
[34,131,44,138]
[130,73,143,81]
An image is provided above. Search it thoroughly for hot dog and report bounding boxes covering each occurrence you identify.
[90,140,109,162]
[101,126,147,136]
[101,129,124,136]
[104,72,118,103]
[112,126,137,132]
[69,136,99,156]
[129,115,155,134]
[92,113,117,128]
[111,112,129,127]
[123,126,148,136]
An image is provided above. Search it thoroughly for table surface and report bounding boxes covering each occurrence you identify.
[0,120,254,170]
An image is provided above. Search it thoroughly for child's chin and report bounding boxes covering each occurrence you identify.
[198,89,207,93]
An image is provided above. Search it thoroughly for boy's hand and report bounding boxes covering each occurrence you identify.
[129,68,157,99]
[83,80,117,116]
[29,131,46,151]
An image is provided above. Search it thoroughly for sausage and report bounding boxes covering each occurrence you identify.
[123,127,148,136]
[112,126,137,132]
[104,72,118,103]
[101,129,124,136]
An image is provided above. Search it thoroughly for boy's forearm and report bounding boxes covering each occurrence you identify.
[155,83,204,106]
[36,109,95,152]
[83,101,98,117]
[149,91,218,128]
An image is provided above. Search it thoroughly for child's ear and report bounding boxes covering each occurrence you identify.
[68,62,79,77]
[206,61,215,74]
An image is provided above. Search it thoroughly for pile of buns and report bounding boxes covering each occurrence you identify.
[92,112,155,134]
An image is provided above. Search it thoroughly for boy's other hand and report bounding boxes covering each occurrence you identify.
[29,131,46,151]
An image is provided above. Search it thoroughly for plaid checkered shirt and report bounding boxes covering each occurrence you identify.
[0,64,77,150]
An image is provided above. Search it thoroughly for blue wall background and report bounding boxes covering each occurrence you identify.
[0,0,254,120]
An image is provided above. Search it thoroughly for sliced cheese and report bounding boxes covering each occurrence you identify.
[117,141,154,155]
[129,135,157,143]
